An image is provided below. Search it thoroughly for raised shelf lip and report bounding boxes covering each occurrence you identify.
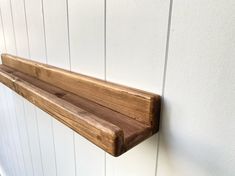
[0,54,161,156]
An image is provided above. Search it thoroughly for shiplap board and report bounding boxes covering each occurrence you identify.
[2,86,18,176]
[10,1,53,175]
[0,0,16,54]
[53,119,76,176]
[0,13,7,175]
[13,93,34,176]
[42,0,70,69]
[75,135,105,176]
[10,0,29,58]
[23,100,44,176]
[9,3,35,175]
[106,0,170,93]
[106,0,170,176]
[157,1,235,176]
[106,135,158,176]
[41,0,76,175]
[36,109,57,176]
[0,85,9,176]
[24,1,62,176]
[0,85,12,176]
[68,0,105,79]
[68,0,106,175]
[24,0,46,62]
[0,160,7,176]
[7,90,26,176]
[0,1,20,175]
[0,7,6,53]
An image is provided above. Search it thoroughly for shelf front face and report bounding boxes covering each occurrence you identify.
[0,54,161,156]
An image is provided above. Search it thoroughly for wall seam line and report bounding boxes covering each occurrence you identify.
[9,0,17,55]
[66,1,77,175]
[22,100,35,176]
[2,87,17,176]
[1,87,14,175]
[154,0,174,175]
[104,0,107,175]
[73,132,77,176]
[104,0,107,81]
[13,94,27,176]
[22,0,31,58]
[51,120,58,176]
[41,0,48,64]
[66,0,71,71]
[34,108,45,176]
[0,6,7,52]
[8,2,24,174]
[0,14,9,172]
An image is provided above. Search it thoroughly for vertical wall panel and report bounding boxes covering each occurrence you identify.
[13,94,34,176]
[0,85,13,176]
[36,109,57,176]
[0,7,5,53]
[157,1,235,176]
[68,0,105,175]
[10,2,35,175]
[23,100,44,176]
[75,134,105,176]
[52,119,76,176]
[24,0,46,62]
[106,0,170,176]
[0,0,16,54]
[0,85,8,175]
[0,1,20,175]
[42,0,70,68]
[0,10,8,175]
[69,0,105,79]
[42,0,76,175]
[10,0,29,57]
[106,135,158,176]
[7,90,26,176]
[24,0,59,176]
[106,0,170,93]
[1,86,18,176]
[11,0,52,175]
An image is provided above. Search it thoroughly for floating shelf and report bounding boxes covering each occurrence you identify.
[0,54,161,156]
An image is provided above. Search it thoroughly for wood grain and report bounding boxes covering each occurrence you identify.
[0,54,161,156]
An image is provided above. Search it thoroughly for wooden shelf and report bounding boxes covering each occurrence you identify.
[0,54,161,156]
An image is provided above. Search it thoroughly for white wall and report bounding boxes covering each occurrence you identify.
[0,0,234,176]
[157,1,235,176]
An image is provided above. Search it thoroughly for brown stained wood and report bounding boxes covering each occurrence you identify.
[2,54,161,128]
[0,54,161,156]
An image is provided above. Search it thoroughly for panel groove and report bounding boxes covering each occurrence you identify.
[40,0,48,64]
[22,100,36,176]
[0,1,26,175]
[22,0,31,58]
[154,0,174,176]
[11,0,45,174]
[34,107,46,176]
[8,0,17,55]
[104,0,107,174]
[65,0,71,71]
[0,8,6,52]
[13,93,27,175]
[51,117,58,176]
[72,133,77,176]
